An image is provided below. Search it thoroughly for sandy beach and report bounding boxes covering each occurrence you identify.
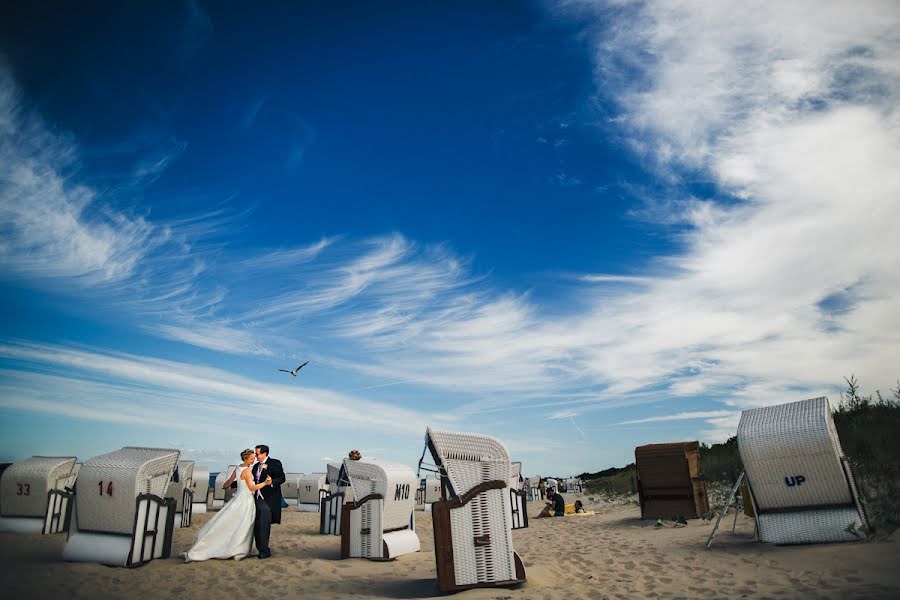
[2,495,899,599]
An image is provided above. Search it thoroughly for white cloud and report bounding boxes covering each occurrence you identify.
[618,410,737,425]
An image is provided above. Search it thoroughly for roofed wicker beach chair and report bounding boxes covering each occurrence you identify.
[425,428,526,592]
[0,456,77,534]
[281,472,303,506]
[189,466,209,515]
[564,477,583,493]
[62,447,180,567]
[211,465,237,509]
[737,396,869,545]
[507,462,527,530]
[527,475,543,501]
[297,473,327,512]
[320,463,347,535]
[635,441,709,520]
[165,460,195,528]
[340,459,420,560]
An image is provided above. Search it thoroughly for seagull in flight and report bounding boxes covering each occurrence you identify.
[279,361,309,377]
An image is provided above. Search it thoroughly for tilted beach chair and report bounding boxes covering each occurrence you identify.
[425,428,526,592]
[0,456,77,534]
[165,460,195,528]
[635,441,709,520]
[297,473,327,512]
[62,447,180,567]
[281,472,303,506]
[211,465,237,509]
[340,459,420,560]
[507,462,528,530]
[190,466,209,515]
[320,462,347,535]
[737,397,869,545]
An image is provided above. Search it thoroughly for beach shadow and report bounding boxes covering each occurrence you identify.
[356,576,442,598]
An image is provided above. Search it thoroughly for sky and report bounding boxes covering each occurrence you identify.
[1,0,898,477]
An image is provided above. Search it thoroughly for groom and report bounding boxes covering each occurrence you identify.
[252,444,286,559]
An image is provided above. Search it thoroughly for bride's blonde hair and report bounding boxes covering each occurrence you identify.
[240,448,255,461]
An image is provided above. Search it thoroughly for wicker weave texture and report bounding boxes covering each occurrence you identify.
[757,508,864,544]
[76,447,179,534]
[738,397,852,509]
[344,459,417,531]
[1,456,77,517]
[428,429,511,497]
[450,488,516,586]
[297,474,327,504]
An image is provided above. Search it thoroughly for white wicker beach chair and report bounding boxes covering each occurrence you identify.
[211,465,237,509]
[189,466,209,515]
[339,459,420,560]
[564,478,583,493]
[423,474,442,505]
[0,456,77,534]
[425,428,526,592]
[527,475,543,501]
[296,473,327,512]
[165,460,195,528]
[507,462,528,530]
[320,463,347,535]
[62,447,180,567]
[737,397,869,545]
[281,472,303,506]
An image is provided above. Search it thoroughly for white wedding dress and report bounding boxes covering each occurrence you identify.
[183,466,255,562]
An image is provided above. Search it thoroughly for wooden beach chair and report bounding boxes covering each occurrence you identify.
[635,441,709,520]
[189,466,209,515]
[165,460,194,528]
[320,463,347,535]
[0,456,77,534]
[62,447,180,567]
[297,473,327,512]
[339,459,420,560]
[281,472,303,506]
[425,428,526,592]
[737,396,869,545]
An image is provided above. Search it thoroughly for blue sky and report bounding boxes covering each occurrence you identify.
[1,1,899,476]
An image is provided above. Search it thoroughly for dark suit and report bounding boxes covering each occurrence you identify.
[251,457,285,554]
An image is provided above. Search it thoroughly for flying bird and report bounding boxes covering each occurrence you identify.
[279,361,309,377]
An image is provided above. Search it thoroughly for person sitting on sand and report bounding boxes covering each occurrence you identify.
[547,487,565,517]
[574,499,586,514]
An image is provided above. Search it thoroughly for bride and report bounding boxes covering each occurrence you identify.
[183,448,272,562]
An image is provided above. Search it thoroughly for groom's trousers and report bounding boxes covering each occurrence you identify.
[254,497,272,553]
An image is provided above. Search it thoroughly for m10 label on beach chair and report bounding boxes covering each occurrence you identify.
[62,447,180,567]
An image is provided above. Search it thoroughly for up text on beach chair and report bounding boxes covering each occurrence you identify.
[62,447,180,567]
[165,460,194,528]
[635,441,709,520]
[297,473,327,512]
[189,466,209,515]
[424,428,526,592]
[737,396,868,545]
[0,456,77,534]
[339,458,420,560]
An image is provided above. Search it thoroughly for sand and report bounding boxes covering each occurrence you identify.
[2,495,899,599]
